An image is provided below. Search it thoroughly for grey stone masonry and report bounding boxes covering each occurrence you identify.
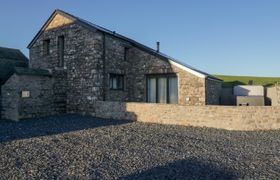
[205,78,222,105]
[29,15,104,115]
[1,73,53,120]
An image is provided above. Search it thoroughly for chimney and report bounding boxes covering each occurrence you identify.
[156,42,160,52]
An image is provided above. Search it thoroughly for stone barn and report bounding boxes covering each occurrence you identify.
[1,9,222,120]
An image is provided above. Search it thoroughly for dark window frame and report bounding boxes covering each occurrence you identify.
[124,47,129,61]
[57,35,65,67]
[146,73,178,104]
[109,73,125,90]
[43,39,50,56]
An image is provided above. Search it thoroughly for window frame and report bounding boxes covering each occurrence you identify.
[57,35,65,67]
[109,73,125,91]
[21,90,31,98]
[43,39,50,56]
[146,73,178,104]
[124,47,129,61]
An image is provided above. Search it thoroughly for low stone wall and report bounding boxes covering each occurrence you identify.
[95,101,280,131]
[276,84,280,105]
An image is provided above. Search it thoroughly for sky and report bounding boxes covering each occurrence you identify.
[0,0,280,76]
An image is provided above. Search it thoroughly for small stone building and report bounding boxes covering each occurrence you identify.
[1,9,222,120]
[0,47,29,119]
[1,68,52,120]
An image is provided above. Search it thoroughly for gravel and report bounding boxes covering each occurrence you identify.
[0,114,279,179]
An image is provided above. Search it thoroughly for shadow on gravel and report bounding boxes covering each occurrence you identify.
[0,114,131,143]
[122,158,236,180]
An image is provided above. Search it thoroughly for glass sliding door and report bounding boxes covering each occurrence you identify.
[146,74,178,104]
[158,77,167,103]
[147,77,157,103]
[168,77,178,103]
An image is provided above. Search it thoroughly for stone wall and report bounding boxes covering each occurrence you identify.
[126,47,206,105]
[1,75,19,120]
[29,14,104,115]
[95,101,280,131]
[276,83,280,106]
[205,78,222,105]
[1,74,53,120]
[100,33,208,105]
[266,87,277,106]
[104,35,130,102]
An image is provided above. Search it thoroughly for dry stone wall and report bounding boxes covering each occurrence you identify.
[95,101,280,131]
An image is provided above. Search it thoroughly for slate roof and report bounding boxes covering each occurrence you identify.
[28,9,222,81]
[0,47,28,84]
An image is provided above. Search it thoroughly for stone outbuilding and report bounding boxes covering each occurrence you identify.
[1,9,223,120]
[0,47,29,119]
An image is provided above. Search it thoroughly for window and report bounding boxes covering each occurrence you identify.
[43,39,50,55]
[168,77,178,103]
[147,77,156,103]
[124,47,129,61]
[109,74,124,90]
[21,91,30,98]
[58,35,64,67]
[158,77,167,103]
[147,74,178,104]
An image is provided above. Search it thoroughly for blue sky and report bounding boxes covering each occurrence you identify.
[1,0,280,76]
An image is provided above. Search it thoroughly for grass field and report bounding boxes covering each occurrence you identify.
[214,75,280,87]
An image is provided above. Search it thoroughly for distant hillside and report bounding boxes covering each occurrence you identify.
[214,75,280,87]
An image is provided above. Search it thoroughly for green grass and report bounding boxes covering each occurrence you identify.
[214,75,280,87]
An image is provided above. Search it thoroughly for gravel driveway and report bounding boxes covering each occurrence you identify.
[0,114,279,179]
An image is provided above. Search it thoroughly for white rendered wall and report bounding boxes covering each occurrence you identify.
[234,85,264,96]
